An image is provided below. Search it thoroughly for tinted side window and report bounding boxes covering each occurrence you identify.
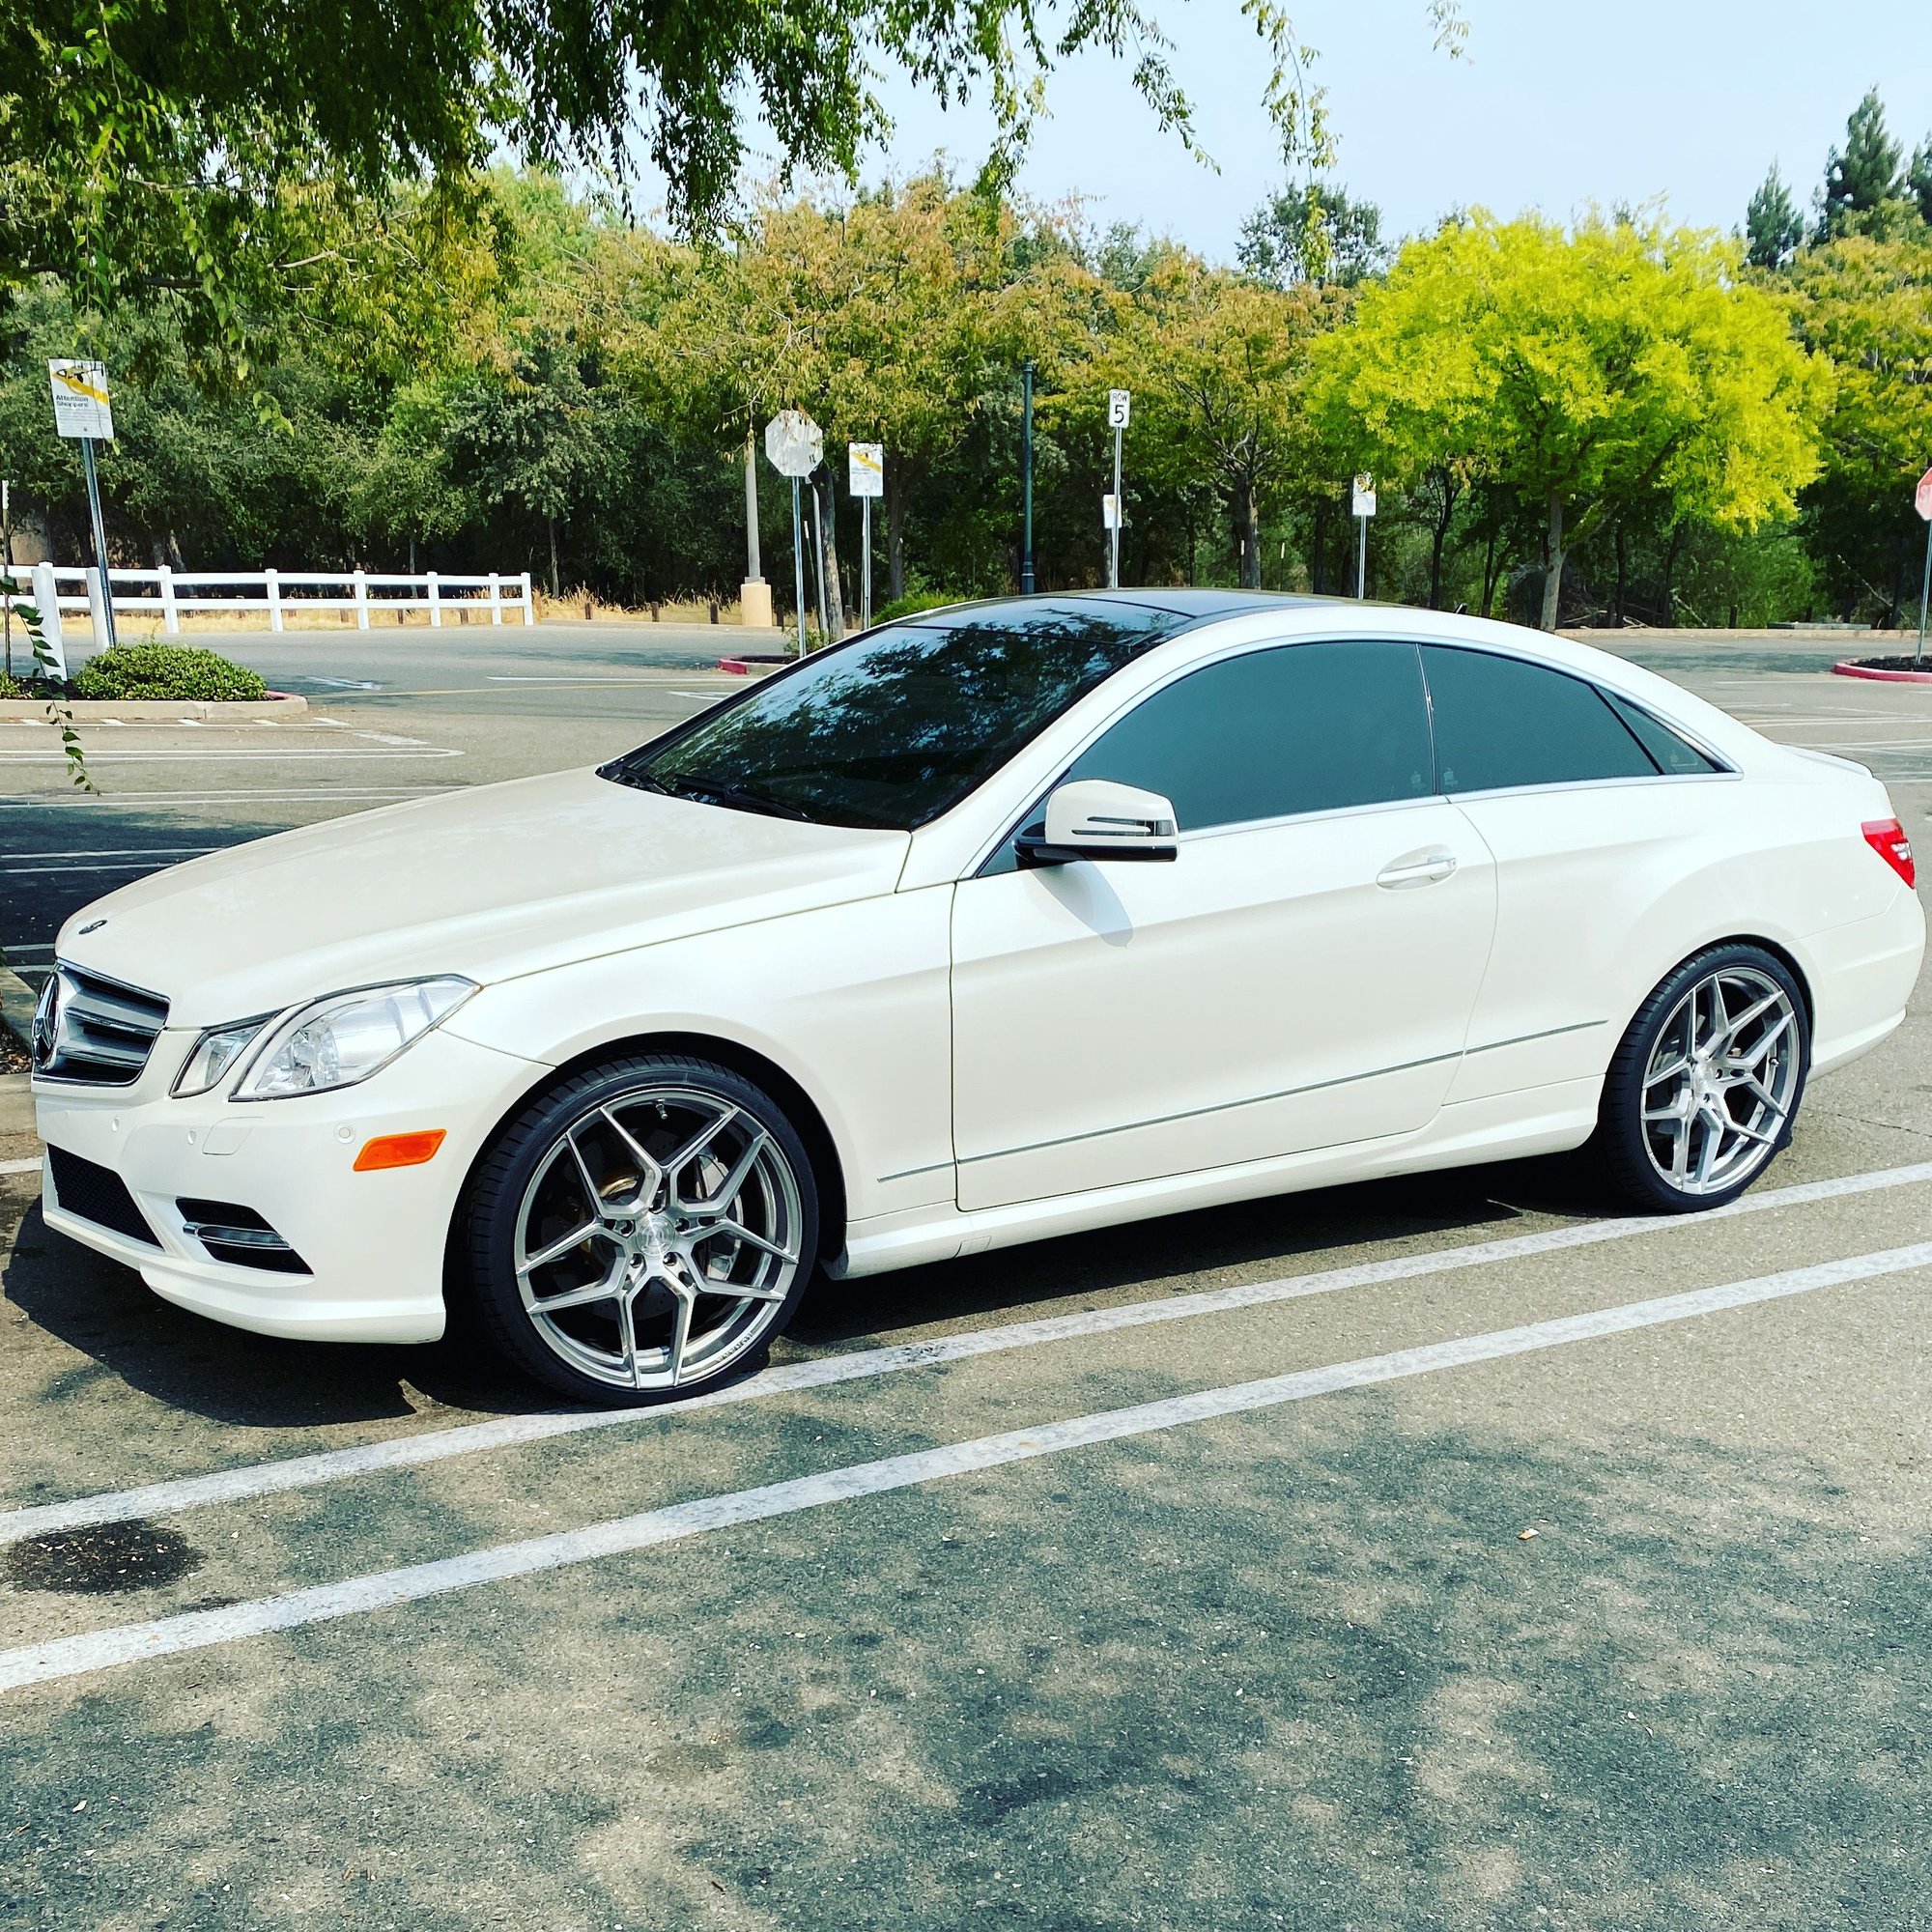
[1603,691,1724,775]
[1063,640,1434,833]
[1421,646,1658,794]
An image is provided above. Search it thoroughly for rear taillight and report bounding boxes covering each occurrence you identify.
[1862,818,1916,888]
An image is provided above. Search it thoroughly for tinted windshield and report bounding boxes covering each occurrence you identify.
[602,600,1192,829]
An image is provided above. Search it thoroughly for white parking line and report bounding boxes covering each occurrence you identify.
[0,1157,41,1175]
[5,1237,1928,1694]
[0,749,461,763]
[0,787,461,808]
[6,1158,1927,1548]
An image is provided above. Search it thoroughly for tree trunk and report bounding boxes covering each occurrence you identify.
[886,469,905,603]
[1538,489,1565,631]
[810,470,847,639]
[1427,469,1459,610]
[1309,497,1329,595]
[1236,479,1262,589]
[546,515,559,601]
[1661,522,1686,625]
[1613,523,1628,628]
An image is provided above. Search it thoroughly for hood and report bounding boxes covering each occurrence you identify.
[56,767,911,1028]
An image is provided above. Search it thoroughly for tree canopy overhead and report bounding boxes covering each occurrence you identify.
[0,0,1465,368]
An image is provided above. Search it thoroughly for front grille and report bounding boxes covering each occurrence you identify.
[175,1198,312,1275]
[47,1146,160,1248]
[34,962,169,1086]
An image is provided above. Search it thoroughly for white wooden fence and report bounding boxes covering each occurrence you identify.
[3,563,535,656]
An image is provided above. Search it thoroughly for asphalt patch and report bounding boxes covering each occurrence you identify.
[4,1519,203,1595]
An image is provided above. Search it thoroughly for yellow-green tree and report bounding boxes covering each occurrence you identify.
[1307,213,1832,627]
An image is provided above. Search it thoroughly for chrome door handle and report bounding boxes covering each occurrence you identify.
[1377,850,1458,890]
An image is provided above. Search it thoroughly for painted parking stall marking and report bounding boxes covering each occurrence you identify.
[6,1157,1929,1548]
[5,1237,1929,1694]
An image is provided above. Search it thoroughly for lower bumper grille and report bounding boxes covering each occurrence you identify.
[46,1146,160,1249]
[176,1198,312,1276]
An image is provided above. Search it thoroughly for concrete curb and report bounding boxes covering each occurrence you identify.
[1832,660,1932,684]
[0,691,308,721]
[0,965,38,1053]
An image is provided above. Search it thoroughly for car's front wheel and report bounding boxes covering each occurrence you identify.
[462,1054,818,1404]
[1592,943,1809,1212]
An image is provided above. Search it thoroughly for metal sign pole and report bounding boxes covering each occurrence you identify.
[861,497,872,631]
[789,476,807,656]
[1021,360,1036,595]
[1917,518,1930,669]
[1356,513,1368,599]
[79,436,117,650]
[2,478,11,681]
[1109,423,1122,590]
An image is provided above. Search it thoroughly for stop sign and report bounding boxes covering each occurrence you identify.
[1918,465,1932,522]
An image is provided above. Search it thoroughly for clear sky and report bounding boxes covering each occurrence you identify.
[828,0,1932,259]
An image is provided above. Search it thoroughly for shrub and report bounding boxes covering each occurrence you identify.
[72,642,268,702]
[871,587,977,624]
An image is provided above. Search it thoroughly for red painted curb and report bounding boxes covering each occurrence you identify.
[717,658,752,675]
[1833,660,1932,684]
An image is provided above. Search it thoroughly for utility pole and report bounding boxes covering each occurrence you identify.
[1020,360,1036,594]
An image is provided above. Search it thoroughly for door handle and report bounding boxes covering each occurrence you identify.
[1377,850,1458,890]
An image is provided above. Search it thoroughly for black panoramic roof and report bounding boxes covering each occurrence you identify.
[901,587,1336,631]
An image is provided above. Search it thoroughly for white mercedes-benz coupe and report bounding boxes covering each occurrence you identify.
[33,593,1923,1405]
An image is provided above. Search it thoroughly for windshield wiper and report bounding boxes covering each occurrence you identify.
[645,772,812,822]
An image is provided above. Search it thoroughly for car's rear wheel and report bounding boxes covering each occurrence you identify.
[462,1054,817,1405]
[1593,944,1808,1212]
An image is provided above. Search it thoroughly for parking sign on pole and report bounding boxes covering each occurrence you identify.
[49,359,118,649]
[1106,390,1129,588]
[849,443,883,631]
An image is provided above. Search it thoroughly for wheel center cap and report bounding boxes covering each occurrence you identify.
[634,1211,678,1266]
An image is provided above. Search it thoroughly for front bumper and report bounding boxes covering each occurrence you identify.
[35,1025,546,1344]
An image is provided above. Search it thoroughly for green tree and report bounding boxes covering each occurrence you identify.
[1238,183,1391,288]
[1818,89,1910,241]
[1783,235,1932,623]
[1909,138,1932,227]
[1307,213,1831,628]
[1745,165,1804,270]
[1097,250,1345,587]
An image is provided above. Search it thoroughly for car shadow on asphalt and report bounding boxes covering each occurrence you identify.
[787,1153,1601,1349]
[1,1154,1606,1430]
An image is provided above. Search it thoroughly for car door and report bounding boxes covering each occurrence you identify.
[1417,642,1740,1105]
[950,639,1498,1211]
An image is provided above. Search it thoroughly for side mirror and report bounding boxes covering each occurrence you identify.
[1015,779,1179,867]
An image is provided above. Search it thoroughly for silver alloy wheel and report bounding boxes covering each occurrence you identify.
[512,1083,804,1391]
[1639,965,1801,1197]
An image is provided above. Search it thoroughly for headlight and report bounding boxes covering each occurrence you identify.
[172,1016,272,1096]
[230,978,477,1101]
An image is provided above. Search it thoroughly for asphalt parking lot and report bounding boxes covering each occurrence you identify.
[2,621,1930,1930]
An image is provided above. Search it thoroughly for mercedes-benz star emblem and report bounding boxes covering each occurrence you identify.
[30,972,60,1070]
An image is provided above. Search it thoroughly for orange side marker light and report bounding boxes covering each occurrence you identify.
[354,1129,447,1173]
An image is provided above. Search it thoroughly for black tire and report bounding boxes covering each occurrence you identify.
[460,1053,819,1406]
[1590,942,1809,1213]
